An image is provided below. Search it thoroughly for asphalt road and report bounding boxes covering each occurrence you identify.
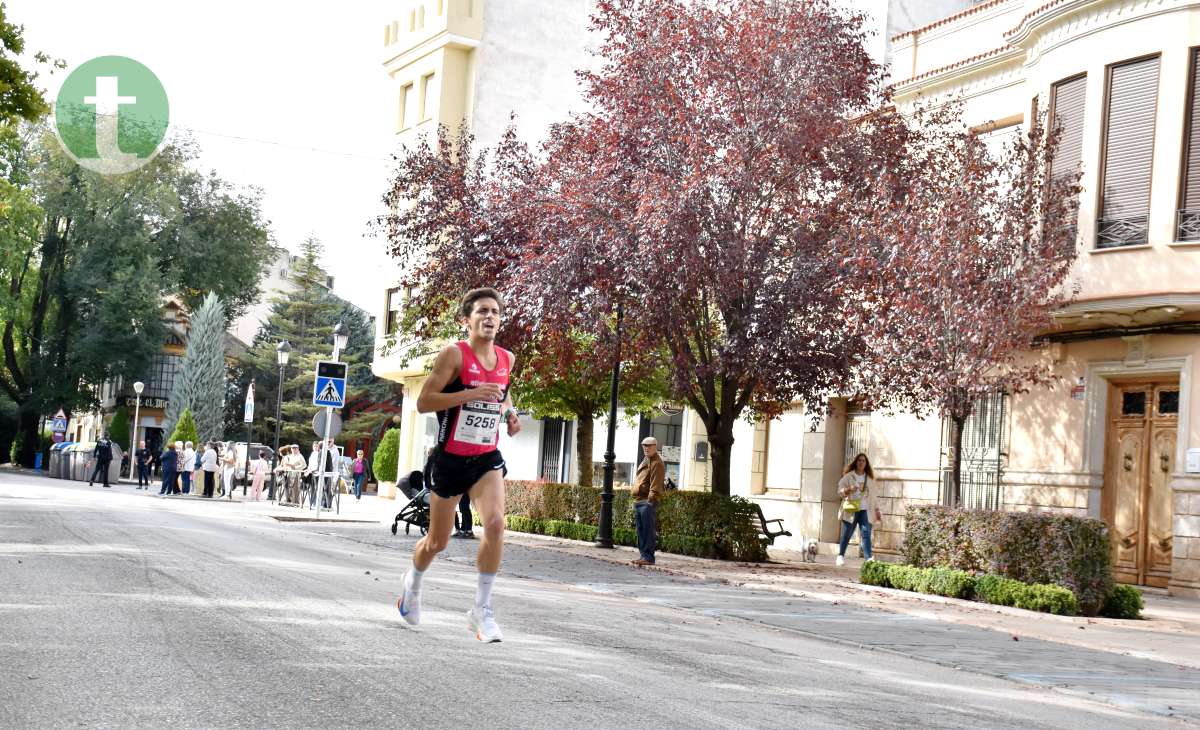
[0,472,1192,729]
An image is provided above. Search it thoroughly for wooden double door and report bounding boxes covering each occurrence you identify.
[1103,380,1178,588]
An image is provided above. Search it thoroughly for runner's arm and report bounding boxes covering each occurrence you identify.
[503,353,521,436]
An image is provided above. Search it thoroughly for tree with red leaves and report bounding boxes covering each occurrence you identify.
[381,126,668,486]
[510,0,911,496]
[850,111,1080,505]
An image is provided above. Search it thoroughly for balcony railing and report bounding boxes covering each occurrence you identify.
[1096,215,1149,249]
[1177,208,1200,242]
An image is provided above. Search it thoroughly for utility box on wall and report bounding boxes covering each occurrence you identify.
[1186,448,1200,473]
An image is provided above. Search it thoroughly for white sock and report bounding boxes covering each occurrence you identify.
[475,572,496,609]
[407,566,425,592]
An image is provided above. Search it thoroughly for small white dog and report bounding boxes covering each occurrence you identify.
[802,538,819,563]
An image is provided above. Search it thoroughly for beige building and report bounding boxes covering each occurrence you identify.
[370,1,1200,598]
[793,0,1200,598]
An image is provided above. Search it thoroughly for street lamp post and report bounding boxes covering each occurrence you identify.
[270,341,290,501]
[596,302,623,550]
[128,381,144,482]
[316,323,348,520]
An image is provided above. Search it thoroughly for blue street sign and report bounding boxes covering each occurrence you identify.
[312,361,348,408]
[51,418,69,433]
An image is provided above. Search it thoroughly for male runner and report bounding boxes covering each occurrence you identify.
[397,288,521,642]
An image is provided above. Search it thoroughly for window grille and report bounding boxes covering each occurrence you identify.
[1178,49,1200,241]
[939,392,1008,509]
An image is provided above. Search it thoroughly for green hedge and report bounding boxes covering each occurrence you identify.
[902,505,1113,615]
[373,429,399,483]
[503,481,765,561]
[862,562,1078,615]
[1101,584,1144,620]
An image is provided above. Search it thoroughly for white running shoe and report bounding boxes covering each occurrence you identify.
[467,605,503,643]
[396,570,421,627]
[835,555,845,567]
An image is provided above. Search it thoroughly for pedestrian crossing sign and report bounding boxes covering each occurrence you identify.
[312,361,348,408]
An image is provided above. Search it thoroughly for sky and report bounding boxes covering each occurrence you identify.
[11,0,401,315]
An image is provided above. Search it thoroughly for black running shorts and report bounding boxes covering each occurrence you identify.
[430,449,507,498]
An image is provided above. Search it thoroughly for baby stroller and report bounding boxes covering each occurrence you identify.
[391,469,431,536]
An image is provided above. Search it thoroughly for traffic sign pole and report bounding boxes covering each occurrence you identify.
[313,346,346,520]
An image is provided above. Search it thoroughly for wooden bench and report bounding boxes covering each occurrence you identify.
[749,503,792,545]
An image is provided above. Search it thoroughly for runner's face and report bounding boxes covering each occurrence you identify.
[465,298,501,340]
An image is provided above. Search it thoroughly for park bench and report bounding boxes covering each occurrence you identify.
[749,503,792,545]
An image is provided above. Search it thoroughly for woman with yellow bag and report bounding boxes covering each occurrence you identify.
[835,453,882,566]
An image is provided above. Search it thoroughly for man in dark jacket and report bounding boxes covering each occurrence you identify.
[135,441,151,489]
[159,443,178,496]
[90,433,114,488]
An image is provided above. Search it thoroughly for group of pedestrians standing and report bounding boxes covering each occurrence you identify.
[154,440,229,498]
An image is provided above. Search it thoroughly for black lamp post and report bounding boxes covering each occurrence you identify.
[596,302,623,549]
[269,340,290,500]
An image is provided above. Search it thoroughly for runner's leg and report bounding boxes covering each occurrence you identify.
[469,469,505,575]
[412,492,458,572]
[466,470,506,640]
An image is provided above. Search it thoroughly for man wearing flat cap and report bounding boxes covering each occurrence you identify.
[632,436,666,566]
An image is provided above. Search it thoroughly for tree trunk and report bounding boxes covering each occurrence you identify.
[17,408,39,467]
[708,423,735,497]
[950,415,966,507]
[576,416,593,487]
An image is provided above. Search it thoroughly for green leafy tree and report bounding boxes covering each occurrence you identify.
[512,329,669,487]
[108,405,130,451]
[0,4,61,124]
[227,237,383,449]
[166,293,226,443]
[0,126,271,466]
[169,407,198,446]
[373,427,399,483]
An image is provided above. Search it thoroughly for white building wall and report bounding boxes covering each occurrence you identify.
[470,0,597,153]
[500,416,543,481]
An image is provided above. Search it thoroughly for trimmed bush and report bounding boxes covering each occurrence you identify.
[1014,583,1079,615]
[975,574,1024,607]
[929,567,976,599]
[504,481,767,561]
[1101,584,1144,620]
[860,560,891,588]
[169,408,199,447]
[867,564,1076,615]
[903,505,1113,615]
[373,428,399,483]
[108,406,130,450]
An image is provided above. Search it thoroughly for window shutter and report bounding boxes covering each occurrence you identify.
[1097,56,1160,248]
[1050,75,1086,183]
[1178,49,1200,240]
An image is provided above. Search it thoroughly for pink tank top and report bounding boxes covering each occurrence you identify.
[436,341,512,457]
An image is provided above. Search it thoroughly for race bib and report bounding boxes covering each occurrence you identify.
[454,401,502,446]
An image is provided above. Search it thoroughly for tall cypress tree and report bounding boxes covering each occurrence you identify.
[166,293,227,443]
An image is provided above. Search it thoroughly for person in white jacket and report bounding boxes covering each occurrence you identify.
[180,442,195,494]
[835,453,882,566]
[201,443,219,498]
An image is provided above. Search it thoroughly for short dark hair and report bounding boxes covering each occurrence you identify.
[460,287,503,318]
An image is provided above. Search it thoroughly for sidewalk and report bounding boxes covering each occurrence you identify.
[502,530,1200,671]
[12,465,394,524]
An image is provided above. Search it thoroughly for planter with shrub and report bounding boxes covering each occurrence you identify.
[903,505,1113,615]
[862,561,1140,618]
[503,481,765,561]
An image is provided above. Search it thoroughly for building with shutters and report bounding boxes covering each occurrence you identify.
[839,0,1200,597]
